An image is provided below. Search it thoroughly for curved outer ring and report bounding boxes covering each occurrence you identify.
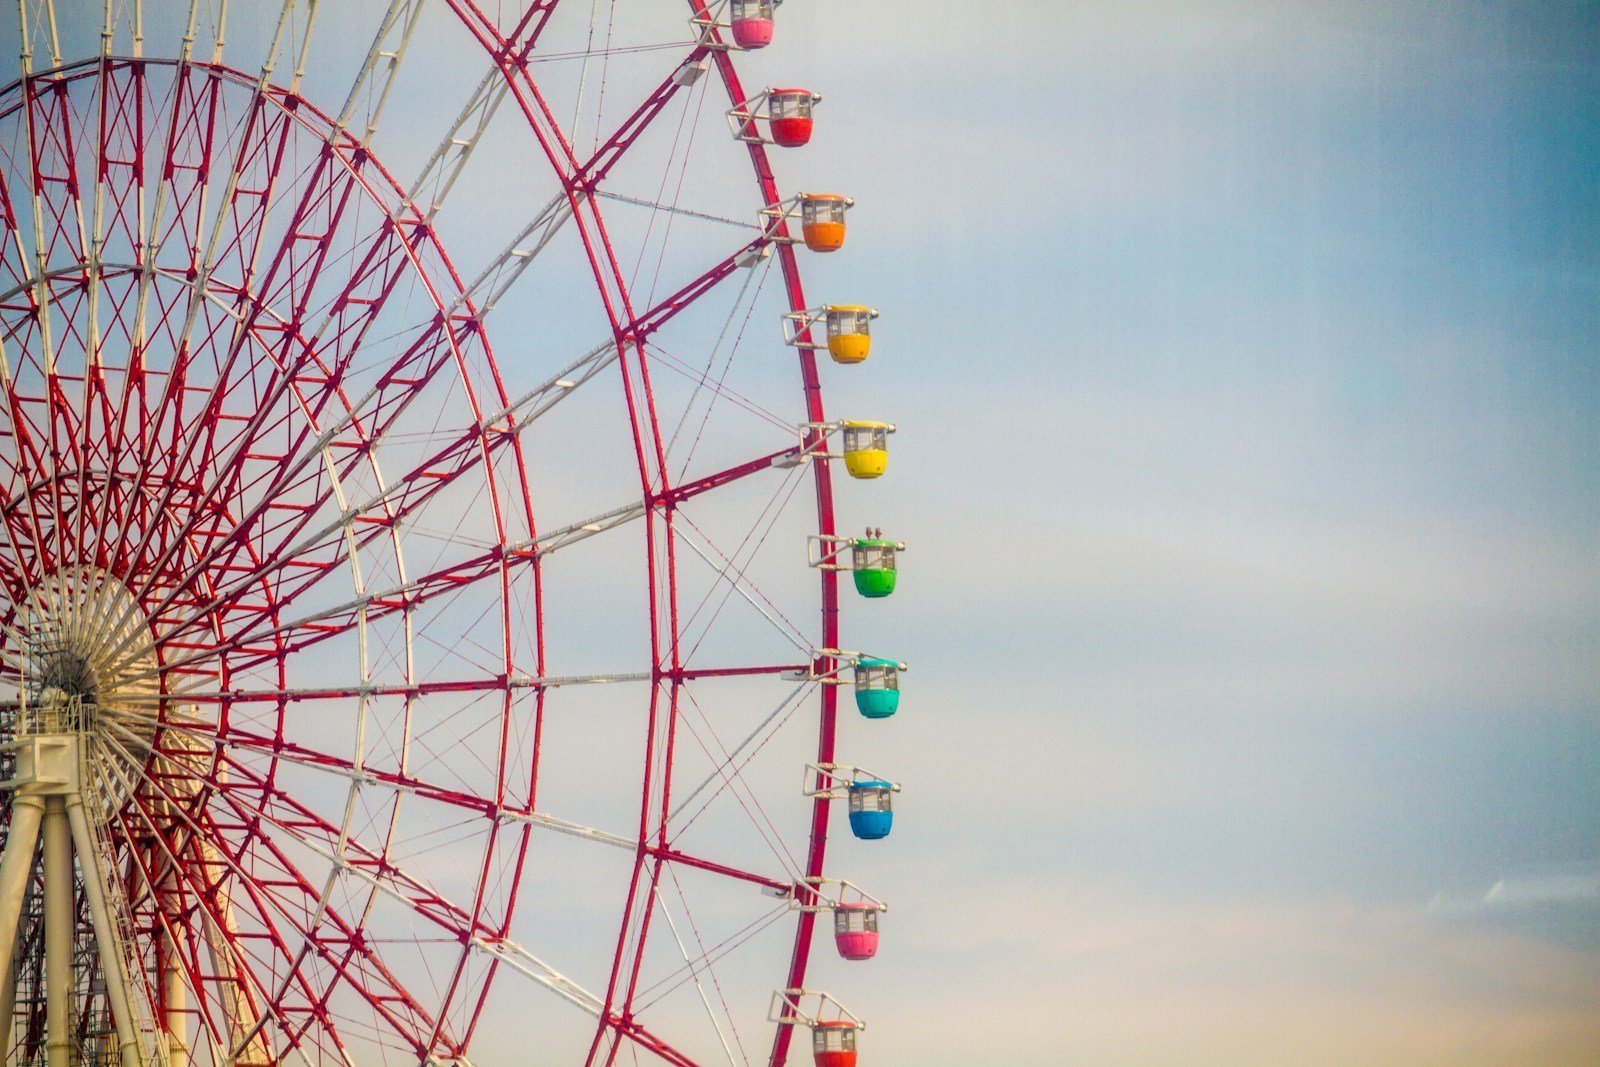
[2,4,842,1062]
[0,52,533,1061]
[436,4,840,1065]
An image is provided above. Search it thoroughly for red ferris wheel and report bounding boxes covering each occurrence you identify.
[0,2,906,1066]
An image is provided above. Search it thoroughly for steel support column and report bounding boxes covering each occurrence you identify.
[0,798,45,975]
[65,798,143,1067]
[42,800,73,1067]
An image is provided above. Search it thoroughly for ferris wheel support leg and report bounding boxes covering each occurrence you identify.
[42,800,73,1067]
[160,927,189,1067]
[0,796,45,985]
[64,799,146,1067]
[0,927,15,1066]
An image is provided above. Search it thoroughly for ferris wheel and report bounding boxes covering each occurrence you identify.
[0,1,908,1066]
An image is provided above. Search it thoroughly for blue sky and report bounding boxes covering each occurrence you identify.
[771,2,1599,1063]
[1,1,1594,1064]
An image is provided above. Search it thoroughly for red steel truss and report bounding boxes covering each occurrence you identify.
[0,3,857,1065]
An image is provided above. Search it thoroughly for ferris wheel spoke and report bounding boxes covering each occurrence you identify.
[80,38,145,542]
[171,719,511,829]
[0,442,53,587]
[671,507,812,657]
[103,0,146,58]
[104,87,306,577]
[117,61,217,486]
[0,242,34,349]
[199,729,650,882]
[20,63,88,281]
[131,61,225,358]
[636,875,791,1019]
[148,460,795,685]
[145,504,570,681]
[210,750,490,946]
[182,715,649,856]
[0,514,39,600]
[193,725,798,1049]
[602,803,784,1059]
[481,231,779,433]
[404,0,582,229]
[651,444,802,508]
[623,235,774,348]
[17,75,90,576]
[575,42,715,188]
[117,831,236,1064]
[123,543,507,682]
[105,722,434,1061]
[15,1,63,72]
[650,848,791,896]
[335,0,428,146]
[129,442,802,685]
[593,191,753,232]
[641,886,744,1067]
[197,784,456,1056]
[458,190,575,315]
[118,303,476,645]
[467,933,605,1016]
[0,357,55,576]
[204,757,522,1059]
[216,761,617,1043]
[168,86,294,363]
[140,668,652,707]
[97,756,345,1065]
[90,61,151,268]
[254,1,321,100]
[106,798,307,1066]
[407,66,511,226]
[597,697,815,1054]
[495,337,617,426]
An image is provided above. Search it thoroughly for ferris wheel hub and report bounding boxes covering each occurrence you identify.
[11,568,163,811]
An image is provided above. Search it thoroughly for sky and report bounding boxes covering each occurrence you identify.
[782,2,1600,1063]
[1,1,1596,1065]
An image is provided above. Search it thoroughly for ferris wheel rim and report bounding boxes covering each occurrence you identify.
[0,45,536,1062]
[425,8,846,1065]
[0,2,860,1064]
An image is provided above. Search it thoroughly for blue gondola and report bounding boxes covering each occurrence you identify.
[847,780,895,840]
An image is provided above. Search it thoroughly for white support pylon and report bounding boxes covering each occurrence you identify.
[42,799,72,1067]
[2,721,151,1067]
[66,796,146,1067]
[158,888,189,1067]
[0,929,17,1065]
[0,795,45,975]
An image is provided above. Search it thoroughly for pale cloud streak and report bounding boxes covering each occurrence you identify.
[856,881,1598,1066]
[785,2,1600,1062]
